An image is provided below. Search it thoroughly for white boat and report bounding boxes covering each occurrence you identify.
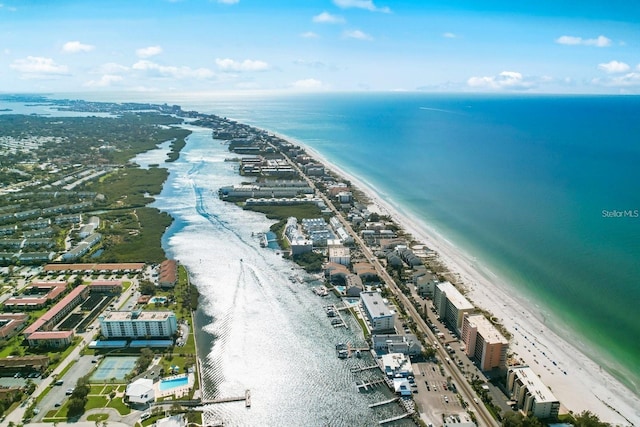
[313,286,329,297]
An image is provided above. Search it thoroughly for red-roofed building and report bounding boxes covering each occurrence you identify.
[89,280,123,294]
[0,313,28,338]
[44,262,145,273]
[25,330,74,348]
[22,285,89,348]
[158,260,177,288]
[3,281,67,310]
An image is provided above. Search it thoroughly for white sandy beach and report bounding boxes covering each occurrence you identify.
[297,142,640,425]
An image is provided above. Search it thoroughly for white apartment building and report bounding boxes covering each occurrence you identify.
[99,310,178,339]
[433,281,474,334]
[360,292,395,333]
[506,365,560,418]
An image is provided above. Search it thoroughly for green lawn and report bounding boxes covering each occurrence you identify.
[87,413,110,422]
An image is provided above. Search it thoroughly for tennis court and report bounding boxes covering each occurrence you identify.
[91,356,138,381]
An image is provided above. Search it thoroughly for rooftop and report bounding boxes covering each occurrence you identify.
[465,314,508,344]
[436,281,474,310]
[510,365,558,403]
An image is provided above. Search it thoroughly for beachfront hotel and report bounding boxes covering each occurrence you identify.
[360,291,396,333]
[433,281,474,334]
[506,365,560,418]
[98,310,178,339]
[460,313,509,371]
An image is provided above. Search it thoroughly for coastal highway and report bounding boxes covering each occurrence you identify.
[277,148,499,427]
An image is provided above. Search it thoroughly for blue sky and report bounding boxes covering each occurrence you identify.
[1,0,639,94]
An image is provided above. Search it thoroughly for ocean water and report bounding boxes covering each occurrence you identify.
[164,93,640,398]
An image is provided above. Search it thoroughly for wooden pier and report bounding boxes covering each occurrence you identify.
[351,364,378,372]
[202,389,251,407]
[326,304,349,328]
[369,397,399,408]
[379,412,410,424]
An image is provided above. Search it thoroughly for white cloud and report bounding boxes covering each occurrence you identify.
[333,0,390,13]
[555,35,611,47]
[597,60,630,73]
[132,60,214,79]
[291,78,324,90]
[312,12,345,24]
[592,73,640,88]
[0,3,17,12]
[300,31,319,39]
[95,62,130,74]
[442,32,457,39]
[62,41,95,53]
[467,71,535,90]
[215,58,269,72]
[83,74,123,88]
[217,0,239,3]
[136,46,163,58]
[343,29,373,41]
[10,56,69,78]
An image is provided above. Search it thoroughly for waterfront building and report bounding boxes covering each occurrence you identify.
[461,313,508,371]
[433,281,474,334]
[284,217,312,255]
[158,259,178,288]
[360,291,395,333]
[324,262,350,283]
[344,274,363,296]
[381,352,414,378]
[506,365,560,418]
[372,334,422,356]
[415,271,439,298]
[99,310,178,339]
[328,245,350,266]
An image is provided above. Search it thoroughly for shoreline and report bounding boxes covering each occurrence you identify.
[258,128,640,424]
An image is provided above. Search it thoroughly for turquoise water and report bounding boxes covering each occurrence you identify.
[174,93,640,397]
[159,375,189,391]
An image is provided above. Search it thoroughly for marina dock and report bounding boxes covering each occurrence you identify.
[356,378,386,391]
[325,304,348,328]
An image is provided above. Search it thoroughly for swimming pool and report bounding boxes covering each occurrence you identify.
[158,375,188,391]
[149,296,167,304]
